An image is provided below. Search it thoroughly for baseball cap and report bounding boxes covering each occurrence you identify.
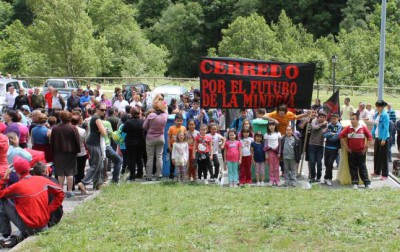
[21,105,31,112]
[13,156,31,175]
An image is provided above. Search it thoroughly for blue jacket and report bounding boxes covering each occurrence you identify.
[187,108,209,131]
[371,110,390,140]
[323,122,342,149]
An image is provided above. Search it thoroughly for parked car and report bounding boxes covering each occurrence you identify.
[42,78,79,100]
[44,78,79,89]
[126,83,151,94]
[150,85,188,105]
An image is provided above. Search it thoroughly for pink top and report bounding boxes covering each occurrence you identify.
[0,134,9,177]
[143,112,168,140]
[18,123,29,144]
[224,140,242,162]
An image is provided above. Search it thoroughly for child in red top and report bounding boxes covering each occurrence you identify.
[224,129,242,187]
[339,113,372,189]
[193,124,213,184]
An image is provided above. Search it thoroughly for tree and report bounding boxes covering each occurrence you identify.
[19,0,109,76]
[217,14,280,60]
[0,0,14,36]
[136,0,171,28]
[340,0,379,32]
[11,0,34,26]
[0,20,26,75]
[88,0,168,77]
[151,2,205,77]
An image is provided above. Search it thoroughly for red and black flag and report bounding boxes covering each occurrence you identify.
[322,90,340,120]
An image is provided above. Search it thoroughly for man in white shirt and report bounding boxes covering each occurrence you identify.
[113,93,129,113]
[5,87,18,110]
[358,102,370,120]
[340,97,354,120]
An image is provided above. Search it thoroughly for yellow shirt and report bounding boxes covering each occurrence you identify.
[168,125,187,147]
[267,111,297,135]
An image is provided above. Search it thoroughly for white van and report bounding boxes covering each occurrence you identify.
[150,85,188,105]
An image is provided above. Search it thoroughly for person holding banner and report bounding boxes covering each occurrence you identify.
[262,104,307,135]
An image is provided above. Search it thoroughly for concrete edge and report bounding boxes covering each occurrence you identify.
[10,191,101,252]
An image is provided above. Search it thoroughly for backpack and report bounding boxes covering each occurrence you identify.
[112,127,123,144]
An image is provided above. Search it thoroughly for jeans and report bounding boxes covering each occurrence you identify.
[145,138,164,178]
[105,145,122,183]
[283,159,297,185]
[121,149,128,174]
[348,152,371,185]
[81,145,104,187]
[308,145,324,180]
[227,161,239,183]
[0,199,48,238]
[324,148,339,180]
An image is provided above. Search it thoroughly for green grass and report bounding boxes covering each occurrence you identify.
[22,183,400,251]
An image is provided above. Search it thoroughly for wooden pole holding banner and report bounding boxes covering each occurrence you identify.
[298,122,310,177]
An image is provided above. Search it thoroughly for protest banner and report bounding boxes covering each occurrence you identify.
[199,57,316,109]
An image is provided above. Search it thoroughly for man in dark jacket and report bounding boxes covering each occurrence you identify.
[13,88,29,111]
[67,90,81,111]
[31,87,46,110]
[0,156,65,248]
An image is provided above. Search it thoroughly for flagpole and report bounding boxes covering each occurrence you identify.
[377,0,387,100]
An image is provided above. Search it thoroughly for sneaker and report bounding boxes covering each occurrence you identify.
[365,184,372,189]
[352,184,359,190]
[204,180,209,185]
[381,176,388,180]
[257,182,261,186]
[66,191,75,198]
[0,236,23,248]
[234,184,238,188]
[370,173,380,177]
[309,178,316,183]
[316,179,321,183]
[326,179,332,186]
[261,182,265,187]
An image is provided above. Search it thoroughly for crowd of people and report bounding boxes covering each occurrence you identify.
[0,79,396,247]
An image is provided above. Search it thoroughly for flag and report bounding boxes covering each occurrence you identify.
[323,90,340,120]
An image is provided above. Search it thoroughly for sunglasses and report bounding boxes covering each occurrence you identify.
[99,109,107,112]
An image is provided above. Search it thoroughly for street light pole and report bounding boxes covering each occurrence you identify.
[377,0,387,100]
[332,55,337,94]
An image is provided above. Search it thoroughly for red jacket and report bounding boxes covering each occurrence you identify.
[339,124,372,153]
[45,91,53,109]
[0,175,65,228]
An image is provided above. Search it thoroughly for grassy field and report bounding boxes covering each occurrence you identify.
[21,183,400,251]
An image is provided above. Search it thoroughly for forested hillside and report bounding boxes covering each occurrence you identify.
[1,0,399,86]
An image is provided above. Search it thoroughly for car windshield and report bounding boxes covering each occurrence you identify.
[46,81,65,88]
[22,81,31,89]
[163,94,180,105]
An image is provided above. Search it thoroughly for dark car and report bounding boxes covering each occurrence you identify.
[125,83,151,94]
